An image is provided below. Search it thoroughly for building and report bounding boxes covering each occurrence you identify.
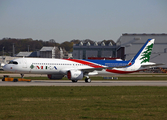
[73,41,117,59]
[40,46,60,58]
[39,46,68,58]
[116,33,167,67]
[16,51,39,57]
[73,33,167,68]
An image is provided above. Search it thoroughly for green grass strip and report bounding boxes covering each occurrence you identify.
[0,86,167,120]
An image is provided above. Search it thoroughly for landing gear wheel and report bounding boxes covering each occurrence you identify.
[87,78,91,83]
[85,78,91,83]
[13,79,18,82]
[72,80,78,83]
[21,73,24,78]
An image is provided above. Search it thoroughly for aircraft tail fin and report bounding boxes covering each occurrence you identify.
[131,39,155,65]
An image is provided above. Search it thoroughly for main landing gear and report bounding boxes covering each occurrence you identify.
[71,77,91,83]
[85,76,91,83]
[72,80,78,83]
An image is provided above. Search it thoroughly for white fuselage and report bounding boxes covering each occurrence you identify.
[3,58,143,76]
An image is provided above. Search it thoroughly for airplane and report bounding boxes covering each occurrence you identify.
[3,38,161,83]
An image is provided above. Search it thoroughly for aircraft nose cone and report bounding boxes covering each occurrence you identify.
[3,64,7,71]
[3,64,9,71]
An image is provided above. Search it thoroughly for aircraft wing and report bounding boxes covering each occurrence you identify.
[80,66,107,73]
[80,64,131,73]
[106,64,131,69]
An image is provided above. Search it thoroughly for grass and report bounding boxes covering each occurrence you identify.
[0,86,167,120]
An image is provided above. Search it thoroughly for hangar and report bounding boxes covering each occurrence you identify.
[73,41,117,59]
[117,33,167,68]
[73,33,167,68]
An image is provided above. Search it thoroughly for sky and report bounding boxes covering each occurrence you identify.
[0,0,167,43]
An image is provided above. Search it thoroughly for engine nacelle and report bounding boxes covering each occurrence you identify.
[67,70,83,80]
[47,74,64,80]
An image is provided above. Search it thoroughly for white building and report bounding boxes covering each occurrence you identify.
[40,46,61,58]
[39,46,68,59]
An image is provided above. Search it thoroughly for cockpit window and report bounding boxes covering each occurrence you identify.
[8,61,18,65]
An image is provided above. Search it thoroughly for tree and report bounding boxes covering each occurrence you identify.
[49,39,56,43]
[59,41,73,52]
[140,43,153,64]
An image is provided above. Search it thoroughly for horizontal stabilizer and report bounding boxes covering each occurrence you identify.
[141,62,164,68]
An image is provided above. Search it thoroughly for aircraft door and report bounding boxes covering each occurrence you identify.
[22,59,27,68]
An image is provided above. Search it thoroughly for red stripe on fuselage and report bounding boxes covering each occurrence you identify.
[106,69,140,74]
[65,59,103,68]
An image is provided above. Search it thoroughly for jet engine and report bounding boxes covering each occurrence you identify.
[67,70,83,80]
[47,74,64,80]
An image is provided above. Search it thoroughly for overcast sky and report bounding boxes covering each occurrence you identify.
[0,0,167,43]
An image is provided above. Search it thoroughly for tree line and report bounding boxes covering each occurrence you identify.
[0,38,115,56]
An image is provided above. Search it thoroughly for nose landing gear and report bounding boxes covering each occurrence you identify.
[21,73,24,78]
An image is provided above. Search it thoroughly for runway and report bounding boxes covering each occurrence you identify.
[1,80,167,86]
